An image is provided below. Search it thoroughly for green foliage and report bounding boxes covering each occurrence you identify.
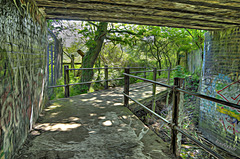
[173,65,185,78]
[47,20,205,99]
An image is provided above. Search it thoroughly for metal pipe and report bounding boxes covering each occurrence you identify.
[68,79,106,86]
[123,73,173,89]
[122,92,171,124]
[130,70,153,73]
[174,127,224,159]
[48,85,67,88]
[67,68,105,70]
[123,92,224,159]
[123,73,240,110]
[176,88,240,109]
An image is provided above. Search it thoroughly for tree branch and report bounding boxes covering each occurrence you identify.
[87,21,98,27]
[185,28,202,52]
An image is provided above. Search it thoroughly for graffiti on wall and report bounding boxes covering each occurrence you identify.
[0,1,47,158]
[0,46,46,158]
[200,73,233,114]
[217,80,240,105]
[200,30,240,157]
[201,73,240,137]
[215,80,240,137]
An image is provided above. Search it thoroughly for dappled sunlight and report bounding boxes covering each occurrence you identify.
[117,128,125,132]
[113,103,122,106]
[100,93,122,97]
[121,115,128,119]
[50,112,59,118]
[89,97,97,100]
[89,131,97,134]
[68,117,80,121]
[98,116,106,119]
[102,120,112,126]
[93,105,106,109]
[90,113,97,117]
[35,123,81,131]
[120,123,127,127]
[45,104,62,111]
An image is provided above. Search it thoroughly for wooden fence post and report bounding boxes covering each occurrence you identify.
[71,54,75,68]
[144,66,147,78]
[171,77,184,158]
[105,65,108,89]
[124,67,130,107]
[152,67,157,112]
[71,54,75,76]
[64,65,70,98]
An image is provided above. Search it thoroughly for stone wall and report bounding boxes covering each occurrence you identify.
[0,0,47,158]
[199,29,240,157]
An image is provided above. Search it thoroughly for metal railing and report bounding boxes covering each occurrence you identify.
[48,65,173,98]
[123,68,240,159]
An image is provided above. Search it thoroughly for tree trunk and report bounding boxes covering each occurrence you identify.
[157,59,162,76]
[185,51,189,71]
[176,51,181,66]
[76,22,108,93]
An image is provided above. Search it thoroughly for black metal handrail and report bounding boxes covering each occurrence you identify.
[123,73,240,109]
[123,70,239,159]
[48,65,173,98]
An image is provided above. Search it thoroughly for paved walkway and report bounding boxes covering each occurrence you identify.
[15,81,174,159]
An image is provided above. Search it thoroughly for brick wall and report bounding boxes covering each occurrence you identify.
[0,0,47,158]
[199,29,240,157]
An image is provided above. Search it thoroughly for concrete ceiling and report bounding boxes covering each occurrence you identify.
[35,0,240,30]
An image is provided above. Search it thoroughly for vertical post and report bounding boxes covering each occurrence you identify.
[47,45,49,84]
[71,54,75,76]
[144,66,147,78]
[152,67,157,112]
[104,65,109,89]
[124,67,130,107]
[64,65,70,98]
[171,77,184,158]
[50,45,54,85]
[71,54,75,68]
[168,67,171,85]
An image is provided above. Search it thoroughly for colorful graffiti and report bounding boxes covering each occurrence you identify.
[0,1,47,158]
[215,80,240,137]
[201,74,240,139]
[200,29,240,157]
[217,80,240,105]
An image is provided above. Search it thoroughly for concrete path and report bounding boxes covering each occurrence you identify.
[15,81,174,159]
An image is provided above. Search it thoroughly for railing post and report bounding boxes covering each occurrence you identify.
[171,77,184,158]
[64,65,70,98]
[152,67,157,112]
[71,54,75,69]
[71,54,75,76]
[104,65,108,89]
[124,67,130,107]
[168,67,171,85]
[144,66,147,78]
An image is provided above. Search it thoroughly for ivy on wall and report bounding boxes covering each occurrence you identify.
[209,27,240,41]
[13,0,46,29]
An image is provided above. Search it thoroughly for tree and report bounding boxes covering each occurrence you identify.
[79,22,108,93]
